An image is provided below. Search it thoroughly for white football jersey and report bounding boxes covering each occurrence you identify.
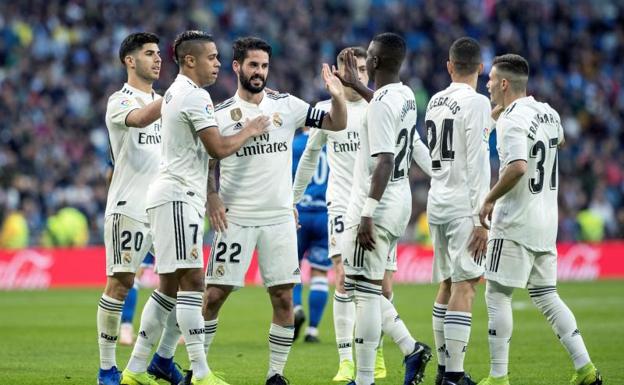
[425,82,492,225]
[491,96,564,252]
[345,82,419,237]
[296,98,367,216]
[105,83,162,223]
[215,91,328,226]
[146,74,217,216]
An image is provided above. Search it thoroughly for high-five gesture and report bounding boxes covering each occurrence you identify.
[322,63,344,99]
[332,49,359,88]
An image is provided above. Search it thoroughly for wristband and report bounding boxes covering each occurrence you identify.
[361,197,379,218]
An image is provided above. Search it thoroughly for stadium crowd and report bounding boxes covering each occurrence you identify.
[0,0,623,246]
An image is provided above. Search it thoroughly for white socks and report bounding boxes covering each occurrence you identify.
[97,294,124,369]
[267,323,294,378]
[528,285,591,370]
[155,305,181,359]
[177,291,209,379]
[354,280,382,385]
[380,295,416,356]
[204,319,218,354]
[444,311,472,373]
[333,291,355,362]
[432,302,447,367]
[127,291,175,373]
[485,281,514,377]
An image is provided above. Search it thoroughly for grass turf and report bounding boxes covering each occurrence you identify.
[0,280,622,384]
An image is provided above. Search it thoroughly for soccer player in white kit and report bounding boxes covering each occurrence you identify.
[121,31,269,385]
[97,32,183,385]
[293,46,432,382]
[425,37,491,385]
[478,54,602,385]
[203,36,347,385]
[341,33,432,385]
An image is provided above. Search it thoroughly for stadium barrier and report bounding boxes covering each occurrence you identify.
[1,242,623,290]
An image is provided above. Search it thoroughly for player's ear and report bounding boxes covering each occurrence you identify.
[446,61,452,76]
[478,63,484,75]
[184,54,195,68]
[232,60,240,75]
[124,55,135,69]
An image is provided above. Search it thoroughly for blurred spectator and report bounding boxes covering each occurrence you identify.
[0,0,623,245]
[0,210,28,248]
[41,207,89,247]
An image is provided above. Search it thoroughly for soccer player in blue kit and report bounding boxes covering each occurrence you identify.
[292,128,331,342]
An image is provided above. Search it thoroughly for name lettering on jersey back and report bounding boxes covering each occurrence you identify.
[427,96,461,115]
[333,131,360,153]
[528,113,560,141]
[400,99,417,121]
[138,122,161,145]
[235,132,288,157]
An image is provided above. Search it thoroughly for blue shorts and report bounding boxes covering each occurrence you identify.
[140,252,155,267]
[297,210,331,271]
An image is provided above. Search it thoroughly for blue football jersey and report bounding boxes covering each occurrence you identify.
[292,130,328,213]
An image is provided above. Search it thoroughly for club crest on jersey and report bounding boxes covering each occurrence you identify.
[272,112,283,127]
[190,247,199,260]
[331,236,336,247]
[120,99,131,108]
[215,264,225,277]
[123,252,132,264]
[230,107,242,121]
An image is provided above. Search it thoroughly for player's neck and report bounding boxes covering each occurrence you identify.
[127,73,153,94]
[237,87,264,105]
[450,73,478,90]
[503,91,526,108]
[374,72,400,90]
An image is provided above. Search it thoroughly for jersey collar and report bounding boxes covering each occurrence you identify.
[448,82,473,91]
[176,74,200,89]
[123,82,154,99]
[374,81,403,96]
[234,90,267,108]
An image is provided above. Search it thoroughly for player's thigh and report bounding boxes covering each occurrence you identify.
[430,222,452,283]
[447,217,485,282]
[257,217,301,287]
[104,214,151,276]
[484,239,533,288]
[205,222,256,289]
[528,249,557,287]
[148,201,204,275]
[342,225,391,281]
[328,214,346,259]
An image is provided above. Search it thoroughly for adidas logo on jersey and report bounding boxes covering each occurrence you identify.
[293,267,300,276]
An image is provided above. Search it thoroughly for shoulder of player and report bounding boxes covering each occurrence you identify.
[265,92,291,101]
[215,96,236,112]
[314,99,331,111]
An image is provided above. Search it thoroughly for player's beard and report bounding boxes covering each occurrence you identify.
[240,71,266,94]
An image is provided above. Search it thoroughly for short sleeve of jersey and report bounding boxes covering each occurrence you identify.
[288,94,327,129]
[107,93,141,128]
[556,111,565,145]
[182,88,218,132]
[499,118,527,165]
[367,100,396,156]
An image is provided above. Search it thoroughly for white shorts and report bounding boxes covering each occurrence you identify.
[430,217,485,283]
[342,225,398,280]
[147,201,204,274]
[205,218,301,288]
[104,214,153,276]
[328,214,346,259]
[485,238,557,288]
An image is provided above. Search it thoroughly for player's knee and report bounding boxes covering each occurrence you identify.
[203,285,231,317]
[529,287,560,315]
[269,285,294,312]
[105,274,134,299]
[177,269,204,292]
[485,280,513,305]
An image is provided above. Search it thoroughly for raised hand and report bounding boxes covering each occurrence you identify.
[322,63,344,99]
[332,49,359,88]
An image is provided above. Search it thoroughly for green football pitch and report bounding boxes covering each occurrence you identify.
[0,280,622,384]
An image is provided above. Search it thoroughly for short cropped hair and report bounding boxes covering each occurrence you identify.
[232,37,272,64]
[449,37,481,76]
[119,32,159,65]
[372,32,406,72]
[492,54,530,91]
[337,46,367,65]
[173,30,214,65]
